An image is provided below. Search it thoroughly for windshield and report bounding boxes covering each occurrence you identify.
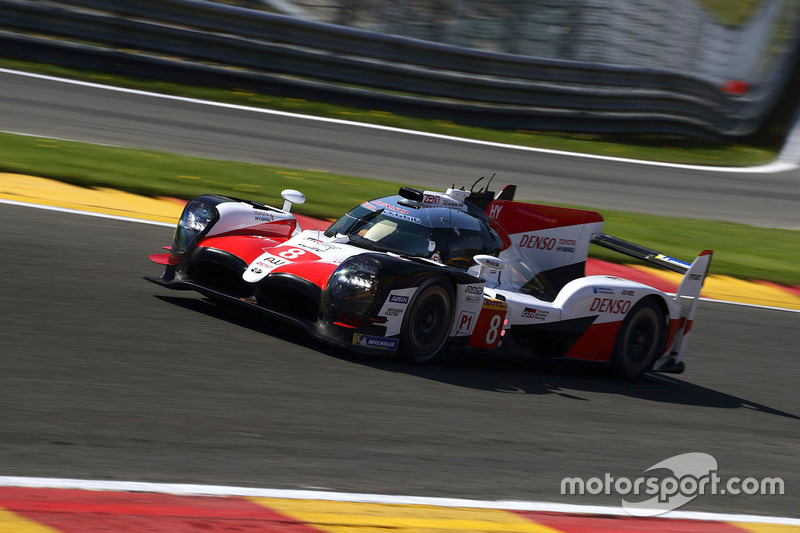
[326,202,433,257]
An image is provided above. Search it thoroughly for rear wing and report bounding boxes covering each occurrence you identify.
[591,232,713,303]
[590,233,692,274]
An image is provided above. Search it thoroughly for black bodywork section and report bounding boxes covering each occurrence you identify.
[148,247,483,353]
[506,316,597,357]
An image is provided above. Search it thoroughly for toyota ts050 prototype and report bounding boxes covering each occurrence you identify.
[146,181,712,379]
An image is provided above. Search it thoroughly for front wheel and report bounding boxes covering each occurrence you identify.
[611,297,665,380]
[400,276,454,363]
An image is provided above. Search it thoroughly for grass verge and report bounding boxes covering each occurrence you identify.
[0,57,776,167]
[1,132,798,286]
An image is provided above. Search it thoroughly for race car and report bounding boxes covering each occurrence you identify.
[146,181,712,379]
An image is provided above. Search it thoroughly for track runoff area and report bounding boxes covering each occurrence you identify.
[1,176,800,531]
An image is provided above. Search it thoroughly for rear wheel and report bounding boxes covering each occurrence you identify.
[400,276,454,363]
[611,298,665,380]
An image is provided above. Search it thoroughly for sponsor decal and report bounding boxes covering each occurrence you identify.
[297,240,333,253]
[689,273,702,281]
[655,253,691,269]
[593,287,615,295]
[352,333,399,351]
[383,211,422,224]
[590,298,632,314]
[384,308,403,317]
[482,298,507,310]
[256,256,290,268]
[389,295,410,304]
[481,257,503,268]
[362,200,422,222]
[422,194,462,207]
[250,267,263,274]
[521,307,549,320]
[456,311,475,334]
[372,199,410,214]
[489,204,503,219]
[464,285,483,295]
[519,234,556,250]
[621,290,635,296]
[559,238,577,246]
[465,295,481,304]
[556,246,575,253]
[253,210,274,223]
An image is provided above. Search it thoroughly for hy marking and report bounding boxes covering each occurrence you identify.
[0,476,797,526]
[1,67,798,174]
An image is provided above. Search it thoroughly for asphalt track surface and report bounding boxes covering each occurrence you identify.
[1,70,799,230]
[1,71,799,519]
[1,203,799,518]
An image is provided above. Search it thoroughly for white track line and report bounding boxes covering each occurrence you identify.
[2,67,799,174]
[0,476,796,525]
[0,198,174,227]
[1,197,798,313]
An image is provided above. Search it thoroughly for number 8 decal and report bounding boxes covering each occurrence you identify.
[278,248,305,260]
[485,313,502,344]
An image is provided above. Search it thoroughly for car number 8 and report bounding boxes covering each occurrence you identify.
[278,248,305,260]
[485,314,502,344]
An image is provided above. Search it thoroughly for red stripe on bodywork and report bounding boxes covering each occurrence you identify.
[487,200,603,235]
[272,261,339,289]
[665,317,686,350]
[198,235,284,264]
[516,511,747,532]
[586,259,679,294]
[563,320,620,361]
[149,253,178,266]
[0,487,324,533]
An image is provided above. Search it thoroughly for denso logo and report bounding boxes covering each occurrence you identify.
[519,235,556,250]
[590,298,632,314]
[464,285,483,295]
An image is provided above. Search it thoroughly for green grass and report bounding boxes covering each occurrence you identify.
[0,133,403,220]
[0,57,776,167]
[591,210,800,286]
[1,132,798,286]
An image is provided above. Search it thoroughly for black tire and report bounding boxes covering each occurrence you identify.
[400,275,454,363]
[611,297,665,380]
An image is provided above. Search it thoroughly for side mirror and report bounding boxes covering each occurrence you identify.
[473,254,505,279]
[281,189,306,212]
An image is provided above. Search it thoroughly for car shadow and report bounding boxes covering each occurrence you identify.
[154,294,800,421]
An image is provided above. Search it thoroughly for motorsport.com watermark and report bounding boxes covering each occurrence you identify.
[561,453,784,516]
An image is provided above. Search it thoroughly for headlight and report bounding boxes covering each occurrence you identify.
[173,197,219,253]
[329,257,380,301]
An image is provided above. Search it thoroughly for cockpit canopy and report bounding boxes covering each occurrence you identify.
[325,195,502,269]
